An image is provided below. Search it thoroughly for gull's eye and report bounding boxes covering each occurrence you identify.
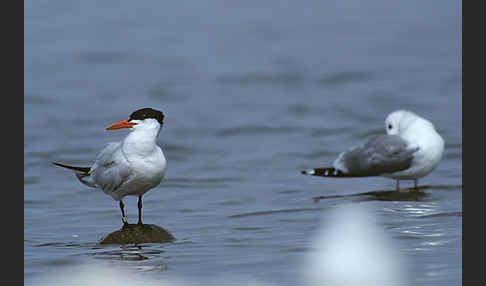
[387,123,393,130]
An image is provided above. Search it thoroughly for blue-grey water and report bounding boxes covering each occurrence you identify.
[24,0,461,285]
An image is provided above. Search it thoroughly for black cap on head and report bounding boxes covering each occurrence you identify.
[128,108,164,125]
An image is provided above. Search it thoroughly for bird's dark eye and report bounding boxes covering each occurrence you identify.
[388,124,392,129]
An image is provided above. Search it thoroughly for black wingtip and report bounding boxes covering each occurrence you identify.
[301,167,354,177]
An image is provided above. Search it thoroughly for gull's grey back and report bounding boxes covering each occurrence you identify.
[334,134,419,176]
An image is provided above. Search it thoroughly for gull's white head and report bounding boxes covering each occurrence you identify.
[384,110,435,136]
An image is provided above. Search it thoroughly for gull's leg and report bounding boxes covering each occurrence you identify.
[395,180,400,191]
[119,200,128,225]
[414,179,418,190]
[137,196,143,225]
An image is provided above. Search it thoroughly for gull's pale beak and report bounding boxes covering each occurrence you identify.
[106,118,137,130]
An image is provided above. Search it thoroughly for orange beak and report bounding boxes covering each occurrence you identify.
[106,118,138,130]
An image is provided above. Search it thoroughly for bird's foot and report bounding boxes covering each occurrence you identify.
[122,217,129,228]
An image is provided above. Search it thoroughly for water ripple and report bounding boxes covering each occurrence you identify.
[76,50,127,64]
[318,70,374,87]
[214,125,300,137]
[229,207,322,218]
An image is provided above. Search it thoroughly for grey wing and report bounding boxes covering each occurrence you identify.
[89,142,132,192]
[333,135,419,176]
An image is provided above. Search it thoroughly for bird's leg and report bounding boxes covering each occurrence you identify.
[414,179,418,190]
[119,200,128,226]
[395,180,400,191]
[137,196,143,225]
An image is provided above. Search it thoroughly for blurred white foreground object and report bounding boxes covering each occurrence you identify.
[302,204,410,286]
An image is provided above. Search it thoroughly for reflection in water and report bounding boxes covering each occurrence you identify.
[88,244,166,261]
[36,241,168,262]
[313,188,429,202]
[91,242,174,263]
[312,185,461,202]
